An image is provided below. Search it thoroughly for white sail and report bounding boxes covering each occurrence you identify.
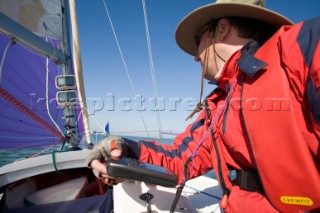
[0,0,63,40]
[68,0,91,145]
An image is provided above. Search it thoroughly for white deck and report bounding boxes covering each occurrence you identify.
[113,175,222,213]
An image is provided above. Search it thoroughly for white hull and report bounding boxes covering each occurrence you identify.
[0,150,222,212]
[0,150,91,188]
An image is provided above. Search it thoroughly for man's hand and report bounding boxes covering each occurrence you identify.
[86,135,126,183]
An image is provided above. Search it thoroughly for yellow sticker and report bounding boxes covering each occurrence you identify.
[280,196,313,206]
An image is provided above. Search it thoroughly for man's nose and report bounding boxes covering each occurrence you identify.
[194,54,201,62]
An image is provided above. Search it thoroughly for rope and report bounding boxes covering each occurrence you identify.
[189,80,238,159]
[141,0,163,141]
[0,39,15,83]
[170,80,238,212]
[45,49,65,138]
[52,149,68,173]
[102,0,150,138]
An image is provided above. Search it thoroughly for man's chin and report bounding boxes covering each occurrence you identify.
[204,74,215,81]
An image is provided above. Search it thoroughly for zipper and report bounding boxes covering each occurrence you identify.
[204,99,211,121]
[239,75,279,211]
[222,82,231,134]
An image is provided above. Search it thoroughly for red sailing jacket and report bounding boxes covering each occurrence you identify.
[134,17,320,212]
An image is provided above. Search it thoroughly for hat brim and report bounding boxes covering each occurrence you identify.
[175,3,293,56]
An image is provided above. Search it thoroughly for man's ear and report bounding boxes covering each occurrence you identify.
[217,18,231,41]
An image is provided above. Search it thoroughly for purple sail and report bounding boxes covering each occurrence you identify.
[0,33,84,150]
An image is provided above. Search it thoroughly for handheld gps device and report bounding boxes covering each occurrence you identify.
[106,158,178,187]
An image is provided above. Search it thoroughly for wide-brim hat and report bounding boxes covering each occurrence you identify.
[175,0,293,56]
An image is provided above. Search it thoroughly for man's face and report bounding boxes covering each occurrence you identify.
[194,30,225,80]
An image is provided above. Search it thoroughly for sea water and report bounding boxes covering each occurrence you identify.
[0,134,216,179]
[0,134,173,167]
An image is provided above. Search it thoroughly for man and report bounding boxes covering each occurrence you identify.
[87,0,320,212]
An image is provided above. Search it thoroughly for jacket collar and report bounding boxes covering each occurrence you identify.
[237,39,268,77]
[214,39,268,91]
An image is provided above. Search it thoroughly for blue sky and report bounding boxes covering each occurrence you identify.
[75,0,319,138]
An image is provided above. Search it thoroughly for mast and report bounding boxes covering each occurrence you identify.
[68,0,92,145]
[58,0,78,150]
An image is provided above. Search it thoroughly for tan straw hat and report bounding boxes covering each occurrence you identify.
[175,0,293,56]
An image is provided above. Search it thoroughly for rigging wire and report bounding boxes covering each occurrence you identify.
[141,0,163,141]
[64,104,108,146]
[28,144,57,158]
[88,112,106,132]
[63,106,90,148]
[112,130,159,134]
[102,0,150,138]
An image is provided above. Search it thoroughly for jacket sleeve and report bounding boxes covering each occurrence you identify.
[137,110,214,184]
[278,16,320,124]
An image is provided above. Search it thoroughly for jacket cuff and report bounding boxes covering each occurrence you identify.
[123,138,141,159]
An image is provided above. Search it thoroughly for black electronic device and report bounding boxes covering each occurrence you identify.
[106,158,178,187]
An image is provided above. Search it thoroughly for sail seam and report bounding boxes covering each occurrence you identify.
[0,87,65,141]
